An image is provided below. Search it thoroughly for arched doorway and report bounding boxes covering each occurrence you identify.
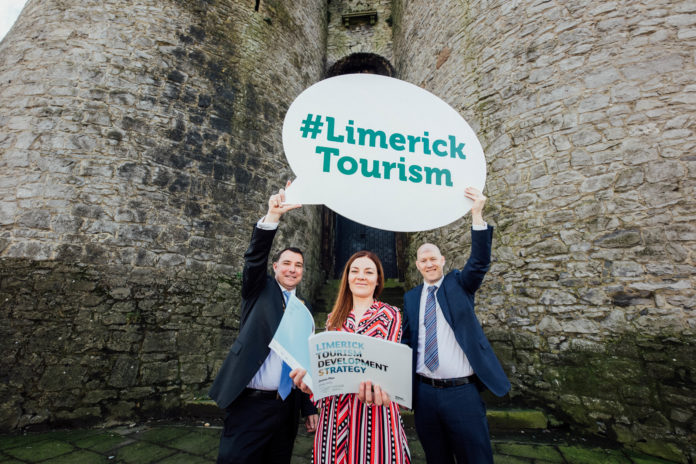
[326,53,395,77]
[320,53,405,279]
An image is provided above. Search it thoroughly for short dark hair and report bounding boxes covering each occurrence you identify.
[273,247,304,263]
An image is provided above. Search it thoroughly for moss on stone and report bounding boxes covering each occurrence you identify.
[495,442,563,462]
[0,434,47,451]
[137,426,190,444]
[167,429,220,455]
[487,409,548,430]
[39,449,109,464]
[114,441,174,463]
[4,440,74,461]
[634,440,686,464]
[73,433,130,453]
[558,445,631,464]
[493,455,531,464]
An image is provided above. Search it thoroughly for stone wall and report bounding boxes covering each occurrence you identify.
[392,0,695,461]
[0,0,327,429]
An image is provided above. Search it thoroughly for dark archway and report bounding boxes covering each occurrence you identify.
[327,52,395,78]
[320,53,405,280]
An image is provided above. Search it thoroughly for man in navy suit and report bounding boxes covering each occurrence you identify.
[402,187,510,464]
[209,183,318,464]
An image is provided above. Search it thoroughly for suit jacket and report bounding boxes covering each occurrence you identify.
[209,225,316,416]
[402,227,510,401]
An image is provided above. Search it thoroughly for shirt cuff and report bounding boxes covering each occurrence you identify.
[257,218,279,230]
[472,222,488,231]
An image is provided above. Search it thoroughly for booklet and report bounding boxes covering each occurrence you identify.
[269,295,413,408]
[268,294,316,390]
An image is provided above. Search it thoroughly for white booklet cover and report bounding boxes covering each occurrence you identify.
[269,295,413,408]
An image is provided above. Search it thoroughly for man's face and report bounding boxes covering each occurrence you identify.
[415,245,445,285]
[273,250,304,291]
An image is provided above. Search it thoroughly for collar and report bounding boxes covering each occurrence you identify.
[276,282,296,296]
[422,276,444,292]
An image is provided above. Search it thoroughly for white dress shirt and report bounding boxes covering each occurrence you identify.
[416,224,487,379]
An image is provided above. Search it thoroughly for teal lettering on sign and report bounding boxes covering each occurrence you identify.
[315,145,453,187]
[306,114,464,188]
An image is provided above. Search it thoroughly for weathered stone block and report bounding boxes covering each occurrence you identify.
[142,331,177,353]
[594,229,641,248]
[108,356,140,388]
[140,361,179,385]
[38,364,85,391]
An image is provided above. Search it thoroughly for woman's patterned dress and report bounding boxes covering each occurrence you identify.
[313,301,411,464]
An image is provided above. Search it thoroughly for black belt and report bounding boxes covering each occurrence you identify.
[417,374,476,388]
[242,388,280,399]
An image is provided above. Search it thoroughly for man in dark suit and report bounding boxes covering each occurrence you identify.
[209,184,318,464]
[402,187,510,464]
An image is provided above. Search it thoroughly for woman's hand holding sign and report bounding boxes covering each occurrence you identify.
[291,370,391,406]
[358,381,390,406]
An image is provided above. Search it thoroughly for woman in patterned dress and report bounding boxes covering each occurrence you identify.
[291,250,411,464]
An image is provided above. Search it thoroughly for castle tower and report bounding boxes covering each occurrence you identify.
[393,1,695,460]
[0,0,326,428]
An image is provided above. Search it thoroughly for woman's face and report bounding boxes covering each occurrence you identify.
[348,256,379,299]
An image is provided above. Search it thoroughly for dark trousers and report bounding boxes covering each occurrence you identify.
[414,381,493,464]
[216,388,301,464]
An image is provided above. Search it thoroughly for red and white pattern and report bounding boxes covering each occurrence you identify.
[313,301,411,464]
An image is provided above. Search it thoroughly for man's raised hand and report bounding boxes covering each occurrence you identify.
[265,180,302,223]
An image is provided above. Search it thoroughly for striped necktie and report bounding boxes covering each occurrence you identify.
[424,285,439,372]
[278,290,293,400]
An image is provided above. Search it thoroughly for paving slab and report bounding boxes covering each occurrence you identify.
[0,421,681,464]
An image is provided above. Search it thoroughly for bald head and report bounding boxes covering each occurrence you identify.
[417,243,442,259]
[416,243,446,284]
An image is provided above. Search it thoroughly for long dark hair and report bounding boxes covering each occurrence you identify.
[326,250,385,331]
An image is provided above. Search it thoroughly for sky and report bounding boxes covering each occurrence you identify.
[0,0,28,42]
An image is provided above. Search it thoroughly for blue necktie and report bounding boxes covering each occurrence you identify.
[424,285,439,372]
[278,290,293,400]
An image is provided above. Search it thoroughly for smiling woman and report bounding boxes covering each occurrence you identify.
[0,0,27,42]
[296,249,412,464]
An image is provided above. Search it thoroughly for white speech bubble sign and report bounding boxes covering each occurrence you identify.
[282,74,486,232]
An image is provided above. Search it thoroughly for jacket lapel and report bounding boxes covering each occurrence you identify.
[436,281,455,328]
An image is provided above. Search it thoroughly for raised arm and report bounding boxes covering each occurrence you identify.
[241,182,301,299]
[457,187,493,293]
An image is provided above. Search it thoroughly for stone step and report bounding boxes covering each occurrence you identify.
[182,400,548,432]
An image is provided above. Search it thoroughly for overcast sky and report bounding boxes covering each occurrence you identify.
[0,0,28,42]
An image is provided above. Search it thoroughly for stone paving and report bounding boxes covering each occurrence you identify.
[0,420,678,464]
